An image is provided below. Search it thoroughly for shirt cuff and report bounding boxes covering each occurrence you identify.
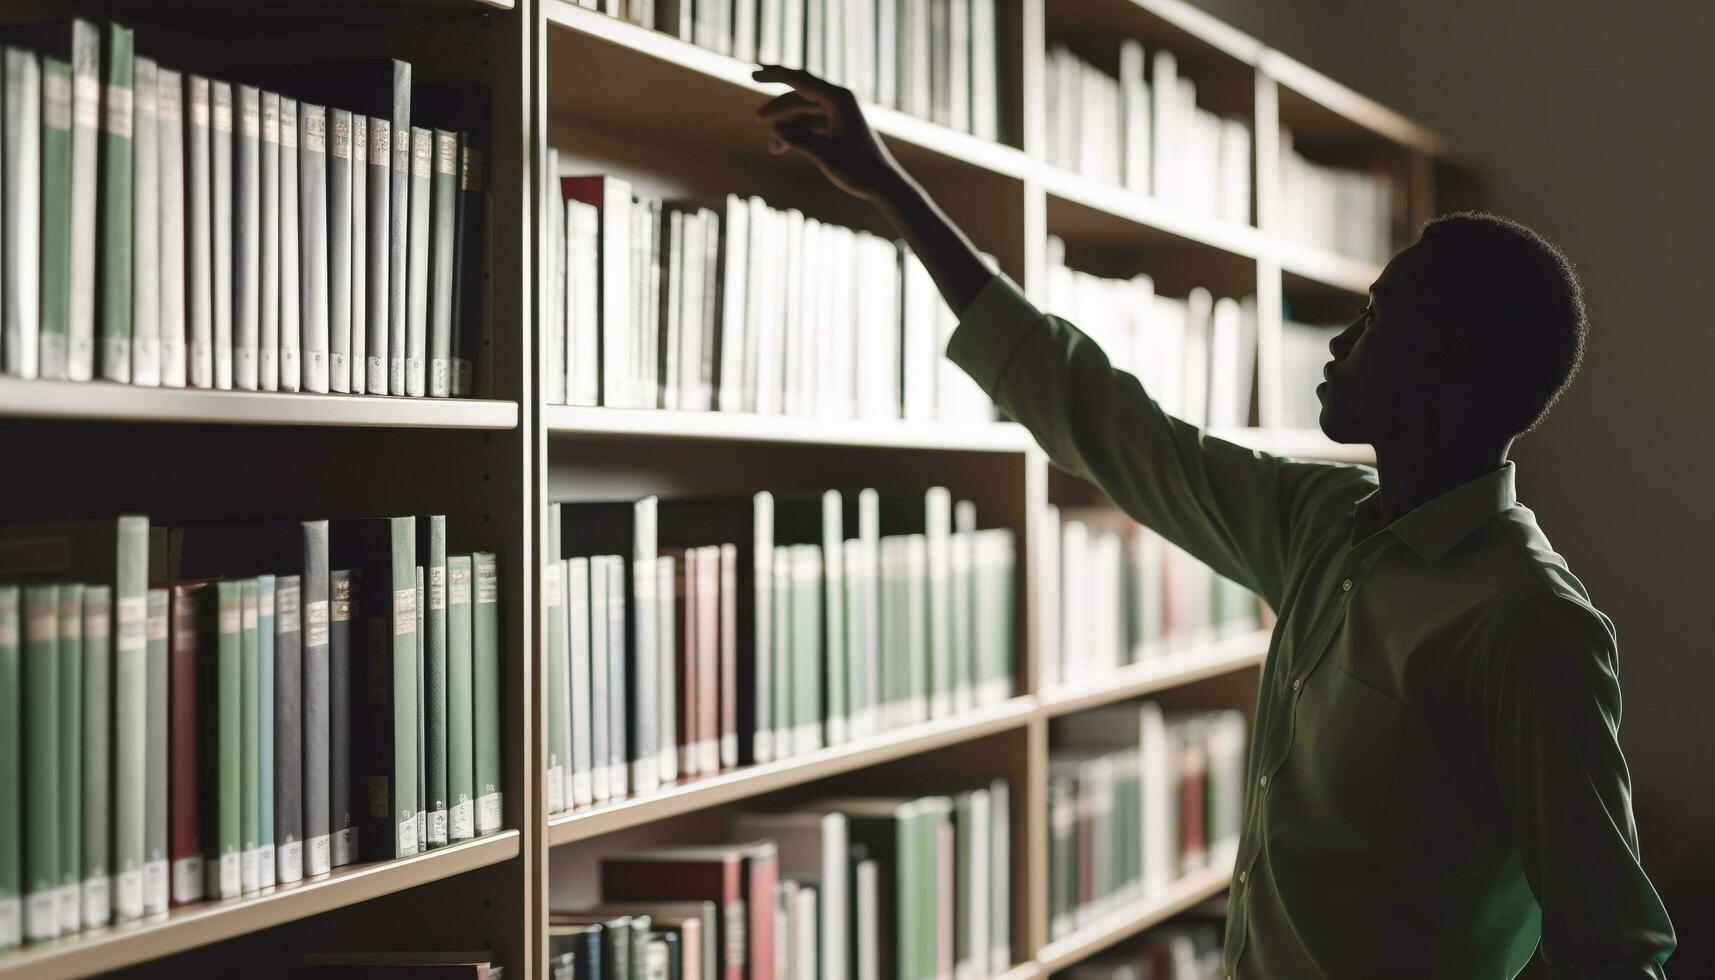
[946,272,1044,396]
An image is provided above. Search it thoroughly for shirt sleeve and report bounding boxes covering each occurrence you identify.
[947,272,1370,609]
[1482,591,1676,979]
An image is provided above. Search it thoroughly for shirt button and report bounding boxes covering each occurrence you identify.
[1239,869,1247,883]
[1292,677,1302,691]
[1259,775,1268,788]
[1342,578,1353,592]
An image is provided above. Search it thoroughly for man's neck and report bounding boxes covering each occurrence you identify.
[1372,433,1511,527]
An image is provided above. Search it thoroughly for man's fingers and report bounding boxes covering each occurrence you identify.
[753,64,841,107]
[755,91,824,124]
[769,119,836,161]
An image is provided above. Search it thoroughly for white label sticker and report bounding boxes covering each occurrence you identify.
[144,859,169,915]
[450,800,474,841]
[430,565,446,610]
[117,595,147,652]
[0,896,19,948]
[105,83,134,137]
[116,868,144,920]
[307,835,331,877]
[278,840,304,883]
[276,584,301,632]
[304,599,330,648]
[25,890,55,943]
[547,765,565,813]
[219,852,241,897]
[146,605,169,643]
[477,792,502,834]
[219,603,240,634]
[72,74,99,130]
[333,827,357,867]
[257,844,276,889]
[172,856,204,905]
[398,817,418,855]
[429,810,448,847]
[393,587,416,636]
[58,884,80,934]
[571,770,592,807]
[240,850,259,894]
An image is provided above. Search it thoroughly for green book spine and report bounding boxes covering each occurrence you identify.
[22,587,58,943]
[793,546,822,755]
[414,567,426,848]
[83,586,115,927]
[0,586,20,950]
[56,584,82,935]
[239,580,260,893]
[130,58,161,386]
[96,22,135,383]
[771,548,791,760]
[393,521,421,857]
[446,556,475,842]
[424,517,448,846]
[39,59,74,381]
[2,48,41,380]
[256,575,275,889]
[208,581,242,898]
[143,588,171,916]
[111,515,148,920]
[427,129,457,396]
[472,552,501,834]
[822,493,847,745]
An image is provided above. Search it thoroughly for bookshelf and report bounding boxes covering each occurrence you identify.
[0,0,1472,977]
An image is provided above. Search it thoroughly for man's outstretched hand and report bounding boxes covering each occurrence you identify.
[753,65,903,201]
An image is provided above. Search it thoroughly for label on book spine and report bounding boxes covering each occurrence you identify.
[430,565,446,609]
[115,869,143,920]
[0,897,18,948]
[144,859,168,915]
[105,84,133,137]
[307,835,330,877]
[257,844,275,888]
[277,840,303,883]
[477,792,501,835]
[25,891,54,943]
[218,852,240,897]
[571,771,591,806]
[172,856,203,905]
[547,766,564,814]
[451,799,474,841]
[240,850,258,894]
[429,810,448,848]
[393,588,416,635]
[333,828,356,866]
[398,818,417,855]
[304,599,329,649]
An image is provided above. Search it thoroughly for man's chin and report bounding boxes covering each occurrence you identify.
[1317,406,1368,446]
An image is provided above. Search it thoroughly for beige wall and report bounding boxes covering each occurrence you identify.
[1185,0,1715,970]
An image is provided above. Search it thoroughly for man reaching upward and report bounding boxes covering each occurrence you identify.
[751,66,1675,979]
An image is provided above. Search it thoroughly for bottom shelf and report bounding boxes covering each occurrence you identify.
[1035,863,1235,972]
[0,830,521,980]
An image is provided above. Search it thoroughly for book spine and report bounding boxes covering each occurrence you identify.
[770,550,790,760]
[452,143,486,396]
[66,22,99,381]
[302,521,332,875]
[393,521,421,856]
[472,552,502,832]
[414,567,425,848]
[210,81,233,389]
[256,577,275,890]
[792,547,822,755]
[97,24,134,383]
[719,544,739,769]
[607,555,629,799]
[168,585,202,906]
[111,517,147,921]
[22,587,58,942]
[156,69,185,387]
[300,104,330,393]
[428,130,457,397]
[406,127,432,397]
[38,57,71,381]
[273,575,304,884]
[329,570,357,865]
[388,67,411,395]
[425,517,449,846]
[329,109,354,393]
[259,92,280,390]
[142,589,170,915]
[544,557,568,816]
[278,99,300,391]
[80,586,110,933]
[446,557,475,840]
[349,116,368,394]
[233,85,261,390]
[567,557,593,808]
[207,581,240,899]
[239,580,260,895]
[57,585,83,934]
[185,77,213,387]
[130,59,161,386]
[2,49,41,380]
[0,587,18,950]
[632,551,659,794]
[656,556,678,785]
[589,556,612,803]
[366,117,391,394]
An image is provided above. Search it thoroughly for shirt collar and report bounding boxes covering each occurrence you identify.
[1352,462,1519,563]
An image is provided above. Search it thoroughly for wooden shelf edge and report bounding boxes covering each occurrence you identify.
[1034,864,1233,972]
[1260,48,1449,155]
[0,378,520,429]
[544,406,1037,453]
[1038,164,1265,260]
[0,830,522,980]
[548,698,1037,847]
[1276,239,1385,296]
[1040,629,1270,717]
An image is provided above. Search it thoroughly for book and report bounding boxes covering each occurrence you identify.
[567,557,594,808]
[204,581,241,899]
[446,556,475,841]
[142,588,170,915]
[421,517,450,846]
[563,175,634,407]
[415,81,491,396]
[21,587,57,942]
[38,56,71,382]
[184,76,213,387]
[210,81,233,389]
[328,109,355,393]
[155,68,185,386]
[472,551,502,835]
[655,554,678,786]
[168,582,205,906]
[301,519,331,876]
[543,538,569,815]
[583,901,715,980]
[65,21,99,381]
[130,58,162,386]
[366,116,391,394]
[588,555,613,803]
[600,846,747,980]
[96,23,134,383]
[113,560,151,918]
[54,584,78,934]
[79,585,109,926]
[300,104,330,393]
[233,85,261,390]
[239,580,261,894]
[428,129,458,397]
[0,587,16,949]
[274,574,304,885]
[349,115,368,393]
[278,97,301,391]
[258,91,280,390]
[2,48,40,380]
[415,566,426,849]
[406,126,432,397]
[330,569,357,865]
[258,577,275,893]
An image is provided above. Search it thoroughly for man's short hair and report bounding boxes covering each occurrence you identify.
[1413,211,1588,437]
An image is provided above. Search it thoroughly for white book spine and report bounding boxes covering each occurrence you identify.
[186,77,214,387]
[156,70,186,387]
[258,92,280,391]
[211,82,234,389]
[233,85,260,391]
[405,127,431,397]
[349,115,367,394]
[278,99,300,391]
[130,59,162,386]
[2,49,41,380]
[299,105,330,393]
[67,29,98,381]
[328,110,354,393]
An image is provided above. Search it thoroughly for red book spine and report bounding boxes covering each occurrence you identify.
[601,855,744,980]
[672,548,696,781]
[743,847,777,980]
[696,546,719,778]
[168,582,208,905]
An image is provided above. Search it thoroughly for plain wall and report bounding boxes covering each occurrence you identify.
[1184,0,1715,971]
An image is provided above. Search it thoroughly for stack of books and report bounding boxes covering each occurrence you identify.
[1038,506,1260,691]
[1280,317,1344,429]
[1046,239,1258,431]
[552,783,1013,979]
[1047,703,1246,940]
[0,19,491,399]
[1062,920,1224,980]
[544,171,993,424]
[1045,43,1251,223]
[543,488,1017,814]
[1278,129,1395,263]
[578,0,1004,141]
[0,515,504,950]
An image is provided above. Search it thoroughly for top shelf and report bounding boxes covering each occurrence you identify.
[0,378,520,430]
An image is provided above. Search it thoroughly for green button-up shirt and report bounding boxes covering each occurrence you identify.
[949,275,1675,979]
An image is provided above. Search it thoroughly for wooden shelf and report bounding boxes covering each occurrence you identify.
[0,378,520,429]
[1261,49,1447,155]
[1041,629,1270,717]
[0,831,521,980]
[1274,238,1385,296]
[1039,165,1264,261]
[548,697,1036,847]
[1035,863,1234,972]
[544,406,1036,453]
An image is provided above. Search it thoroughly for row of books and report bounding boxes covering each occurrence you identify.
[1039,505,1259,692]
[544,170,992,424]
[1278,130,1395,263]
[552,785,1013,980]
[1045,44,1251,223]
[1046,239,1258,430]
[1047,703,1245,941]
[580,0,1004,141]
[543,488,1017,814]
[0,515,504,950]
[0,20,491,397]
[1063,921,1224,980]
[1279,318,1344,429]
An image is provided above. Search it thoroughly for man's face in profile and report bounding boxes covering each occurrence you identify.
[1318,245,1440,446]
